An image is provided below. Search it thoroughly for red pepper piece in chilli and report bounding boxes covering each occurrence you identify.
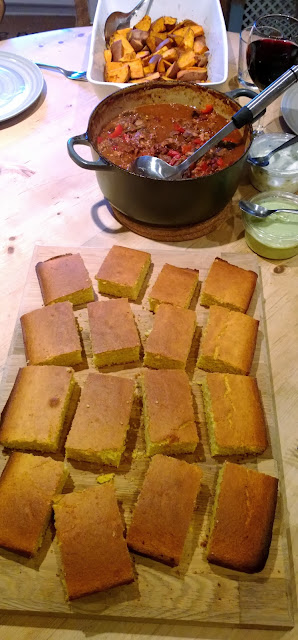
[168,149,181,159]
[108,124,124,139]
[200,104,213,115]
[173,122,185,133]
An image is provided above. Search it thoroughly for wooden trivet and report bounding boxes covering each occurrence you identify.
[110,204,230,242]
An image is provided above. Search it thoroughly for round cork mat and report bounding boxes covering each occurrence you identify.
[110,205,229,241]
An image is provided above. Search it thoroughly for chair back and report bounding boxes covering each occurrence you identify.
[0,0,6,23]
[74,0,90,26]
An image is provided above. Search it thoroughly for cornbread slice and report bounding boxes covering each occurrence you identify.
[20,301,82,366]
[36,253,94,306]
[65,372,134,466]
[197,306,259,375]
[207,461,278,573]
[200,257,258,313]
[88,298,140,367]
[144,304,196,370]
[201,373,268,456]
[0,452,68,556]
[149,263,199,312]
[142,369,199,456]
[0,365,78,452]
[53,484,134,599]
[127,454,202,566]
[95,245,151,300]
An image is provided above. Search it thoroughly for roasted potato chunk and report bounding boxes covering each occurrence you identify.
[177,67,207,81]
[134,15,151,31]
[103,13,209,85]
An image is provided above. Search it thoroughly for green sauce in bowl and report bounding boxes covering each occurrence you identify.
[242,191,298,259]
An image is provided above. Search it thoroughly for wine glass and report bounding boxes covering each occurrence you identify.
[247,14,298,132]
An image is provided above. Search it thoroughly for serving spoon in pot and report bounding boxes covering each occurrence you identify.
[131,65,298,180]
[239,200,298,218]
[104,0,149,45]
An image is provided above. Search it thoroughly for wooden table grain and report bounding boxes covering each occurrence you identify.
[0,27,297,640]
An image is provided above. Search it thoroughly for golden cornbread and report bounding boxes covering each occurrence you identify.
[20,301,82,366]
[53,484,134,599]
[197,305,259,375]
[65,372,134,466]
[36,253,94,306]
[207,462,278,573]
[148,263,199,312]
[127,454,203,566]
[0,452,68,556]
[200,257,258,313]
[95,245,151,300]
[201,373,268,456]
[142,369,199,456]
[88,298,140,367]
[144,304,197,370]
[0,365,78,452]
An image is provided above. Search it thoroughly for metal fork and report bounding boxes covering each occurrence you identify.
[36,63,87,81]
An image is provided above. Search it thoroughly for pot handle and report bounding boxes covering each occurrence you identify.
[67,134,111,170]
[226,88,258,100]
[225,88,266,124]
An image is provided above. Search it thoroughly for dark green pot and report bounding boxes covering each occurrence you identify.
[68,81,254,227]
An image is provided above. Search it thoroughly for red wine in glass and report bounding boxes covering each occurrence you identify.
[247,37,298,90]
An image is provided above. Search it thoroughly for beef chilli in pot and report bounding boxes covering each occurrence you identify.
[96,102,245,179]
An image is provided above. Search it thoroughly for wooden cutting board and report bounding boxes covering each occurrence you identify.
[0,245,294,628]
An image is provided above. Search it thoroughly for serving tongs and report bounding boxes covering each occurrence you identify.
[131,65,298,180]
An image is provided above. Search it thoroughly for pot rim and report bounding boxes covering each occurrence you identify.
[86,80,253,182]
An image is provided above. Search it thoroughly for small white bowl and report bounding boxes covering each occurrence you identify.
[87,0,228,101]
[248,132,298,193]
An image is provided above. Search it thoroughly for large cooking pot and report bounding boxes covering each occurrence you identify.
[68,82,256,227]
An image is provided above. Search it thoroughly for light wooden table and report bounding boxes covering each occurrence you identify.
[0,27,297,640]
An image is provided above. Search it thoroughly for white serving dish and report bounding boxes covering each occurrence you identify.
[87,0,228,101]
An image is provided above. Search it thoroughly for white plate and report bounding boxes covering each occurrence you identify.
[87,0,228,101]
[281,85,298,135]
[0,52,44,122]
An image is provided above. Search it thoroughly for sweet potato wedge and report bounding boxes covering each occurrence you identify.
[191,24,204,37]
[194,37,209,54]
[136,50,150,59]
[146,32,157,53]
[177,50,196,69]
[128,29,149,47]
[165,60,180,78]
[161,47,178,62]
[177,67,207,81]
[151,17,166,33]
[171,34,184,47]
[111,39,124,62]
[144,62,157,74]
[182,27,194,51]
[157,58,166,73]
[129,59,144,79]
[172,27,189,37]
[131,72,160,83]
[105,64,130,83]
[104,49,112,64]
[134,15,151,31]
[164,16,177,31]
[196,54,208,67]
[114,28,131,38]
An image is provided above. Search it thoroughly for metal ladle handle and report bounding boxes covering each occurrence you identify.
[232,65,298,128]
[174,65,298,178]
